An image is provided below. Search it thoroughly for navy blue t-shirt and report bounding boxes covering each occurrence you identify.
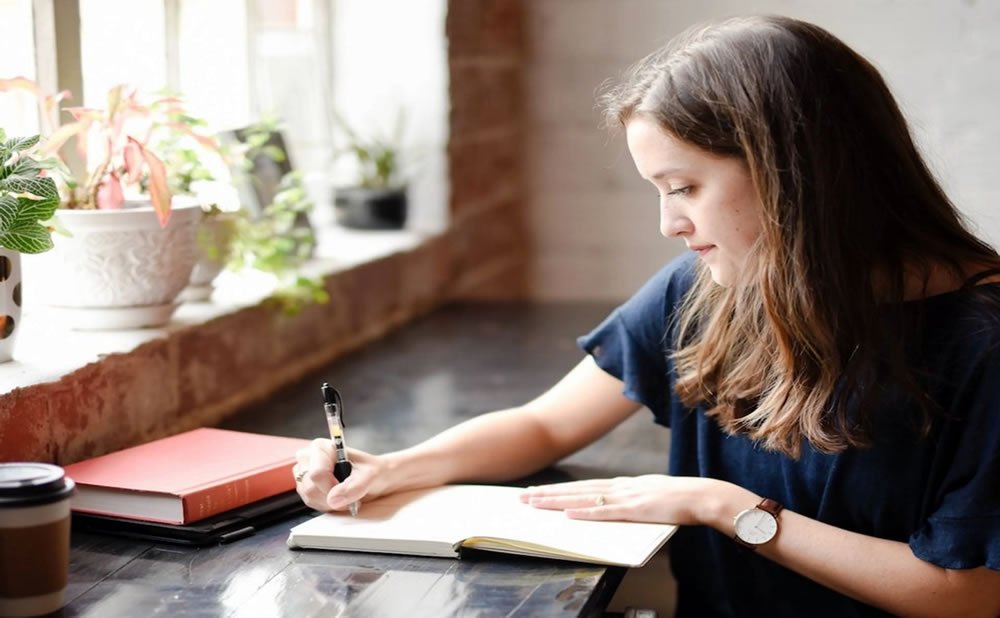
[578,252,1000,617]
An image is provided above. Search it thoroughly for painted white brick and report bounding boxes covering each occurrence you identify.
[524,0,1000,299]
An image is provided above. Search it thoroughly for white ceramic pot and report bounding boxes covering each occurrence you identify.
[0,249,22,361]
[29,200,202,330]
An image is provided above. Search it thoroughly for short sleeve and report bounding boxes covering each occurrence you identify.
[909,342,1000,570]
[577,252,698,426]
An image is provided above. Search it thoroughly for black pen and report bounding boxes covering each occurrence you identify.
[322,383,359,517]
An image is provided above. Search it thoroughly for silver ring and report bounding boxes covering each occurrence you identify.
[594,494,606,507]
[294,467,307,483]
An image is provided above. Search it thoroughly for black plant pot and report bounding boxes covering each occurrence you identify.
[333,187,407,230]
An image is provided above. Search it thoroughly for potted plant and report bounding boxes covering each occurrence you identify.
[331,111,408,230]
[151,111,327,313]
[205,119,326,313]
[1,81,202,329]
[147,96,242,302]
[226,169,327,314]
[0,130,59,361]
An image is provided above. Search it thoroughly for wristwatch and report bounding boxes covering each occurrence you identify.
[733,497,783,549]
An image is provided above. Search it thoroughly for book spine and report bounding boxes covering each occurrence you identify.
[181,463,295,523]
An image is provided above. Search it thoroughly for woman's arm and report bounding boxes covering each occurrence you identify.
[525,477,1000,617]
[380,356,642,491]
[720,483,1000,618]
[298,356,641,511]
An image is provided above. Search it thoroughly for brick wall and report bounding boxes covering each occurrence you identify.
[446,0,528,299]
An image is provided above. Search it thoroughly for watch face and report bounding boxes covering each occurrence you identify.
[734,508,777,545]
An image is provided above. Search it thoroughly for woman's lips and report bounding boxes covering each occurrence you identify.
[690,245,715,256]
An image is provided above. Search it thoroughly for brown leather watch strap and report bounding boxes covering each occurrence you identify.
[758,497,784,517]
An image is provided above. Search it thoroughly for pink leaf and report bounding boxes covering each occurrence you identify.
[123,140,143,184]
[129,137,172,227]
[106,84,125,114]
[96,172,124,210]
[64,107,103,122]
[167,121,221,151]
[39,121,86,157]
[0,76,43,95]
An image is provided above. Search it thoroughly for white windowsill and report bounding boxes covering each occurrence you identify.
[0,225,428,392]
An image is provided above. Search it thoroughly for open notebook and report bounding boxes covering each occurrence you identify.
[287,485,677,567]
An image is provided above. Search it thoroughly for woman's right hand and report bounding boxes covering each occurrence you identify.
[293,439,392,512]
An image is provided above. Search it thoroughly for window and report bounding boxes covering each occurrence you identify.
[0,0,39,135]
[1,0,446,229]
[249,0,332,176]
[79,0,166,105]
[176,0,252,130]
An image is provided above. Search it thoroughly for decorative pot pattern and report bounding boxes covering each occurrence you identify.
[34,202,201,308]
[0,249,21,362]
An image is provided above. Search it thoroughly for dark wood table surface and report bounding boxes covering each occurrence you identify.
[64,303,671,617]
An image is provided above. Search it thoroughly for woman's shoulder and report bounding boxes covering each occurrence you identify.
[626,251,699,313]
[911,283,1000,397]
[601,251,699,354]
[919,281,1000,345]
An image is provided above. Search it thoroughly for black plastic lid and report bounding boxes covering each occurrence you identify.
[0,463,75,507]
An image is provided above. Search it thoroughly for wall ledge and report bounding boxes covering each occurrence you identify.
[0,224,464,464]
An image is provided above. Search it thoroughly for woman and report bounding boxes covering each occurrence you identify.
[295,15,1000,616]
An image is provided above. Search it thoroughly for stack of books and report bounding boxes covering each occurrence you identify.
[64,428,311,545]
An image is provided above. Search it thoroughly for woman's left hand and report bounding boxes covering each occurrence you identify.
[520,474,729,526]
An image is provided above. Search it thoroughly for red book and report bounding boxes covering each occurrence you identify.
[64,428,309,524]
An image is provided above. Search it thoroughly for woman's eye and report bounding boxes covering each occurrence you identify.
[667,186,691,197]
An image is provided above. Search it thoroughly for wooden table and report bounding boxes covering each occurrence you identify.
[65,303,671,617]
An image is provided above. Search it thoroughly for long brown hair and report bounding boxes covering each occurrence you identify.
[600,15,1000,457]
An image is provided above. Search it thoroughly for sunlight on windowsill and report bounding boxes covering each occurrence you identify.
[0,225,428,393]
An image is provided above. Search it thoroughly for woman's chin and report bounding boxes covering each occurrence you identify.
[707,266,734,287]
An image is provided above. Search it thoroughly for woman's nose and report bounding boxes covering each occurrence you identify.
[660,210,693,238]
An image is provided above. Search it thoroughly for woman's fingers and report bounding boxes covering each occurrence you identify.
[519,475,685,523]
[293,439,337,511]
[325,449,380,511]
[293,442,392,514]
[519,479,618,503]
[564,503,630,521]
[524,492,612,511]
[326,467,367,510]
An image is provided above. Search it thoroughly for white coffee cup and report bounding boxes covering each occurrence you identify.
[0,463,75,617]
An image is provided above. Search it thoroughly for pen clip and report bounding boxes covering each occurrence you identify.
[333,389,345,427]
[322,382,346,427]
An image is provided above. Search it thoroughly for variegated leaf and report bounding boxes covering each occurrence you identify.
[1,135,40,153]
[13,192,58,223]
[2,175,59,201]
[0,194,17,232]
[4,156,42,181]
[0,219,54,254]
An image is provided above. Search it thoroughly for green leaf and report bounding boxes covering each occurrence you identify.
[0,219,55,253]
[13,192,59,223]
[0,155,59,250]
[1,134,40,153]
[0,194,17,232]
[6,156,42,179]
[2,175,59,202]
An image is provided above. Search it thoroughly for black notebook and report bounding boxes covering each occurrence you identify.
[72,490,312,546]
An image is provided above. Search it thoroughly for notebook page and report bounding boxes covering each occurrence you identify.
[288,485,676,566]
